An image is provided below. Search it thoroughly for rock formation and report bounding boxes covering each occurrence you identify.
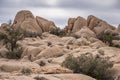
[65,15,115,36]
[13,10,42,35]
[13,10,57,35]
[65,16,87,35]
[0,10,120,80]
[36,16,56,32]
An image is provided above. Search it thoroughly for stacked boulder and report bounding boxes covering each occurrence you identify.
[65,16,87,35]
[13,10,56,35]
[65,15,115,36]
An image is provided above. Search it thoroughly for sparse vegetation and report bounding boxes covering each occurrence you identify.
[22,30,41,38]
[39,61,46,66]
[47,42,52,46]
[0,23,23,59]
[62,53,114,80]
[98,31,118,46]
[21,67,32,75]
[34,76,48,80]
[49,28,66,37]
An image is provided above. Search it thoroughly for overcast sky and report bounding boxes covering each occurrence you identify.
[0,0,120,28]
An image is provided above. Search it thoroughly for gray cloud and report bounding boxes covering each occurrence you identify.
[0,0,120,27]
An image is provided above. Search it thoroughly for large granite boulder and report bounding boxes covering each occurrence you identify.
[74,26,96,39]
[36,16,56,32]
[13,10,42,35]
[87,15,102,30]
[72,16,87,32]
[65,16,87,35]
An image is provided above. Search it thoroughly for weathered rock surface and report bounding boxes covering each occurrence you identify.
[72,16,87,32]
[74,26,96,39]
[36,16,56,32]
[87,15,102,30]
[65,16,87,35]
[13,10,42,34]
[35,66,73,74]
[0,73,96,80]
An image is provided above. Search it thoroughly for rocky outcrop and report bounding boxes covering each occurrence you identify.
[72,16,87,32]
[13,10,42,35]
[1,10,120,80]
[36,16,56,32]
[93,21,115,35]
[87,15,102,30]
[87,15,115,35]
[12,10,57,35]
[65,15,115,36]
[65,16,87,35]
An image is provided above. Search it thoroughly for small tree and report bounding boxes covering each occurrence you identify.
[0,24,23,59]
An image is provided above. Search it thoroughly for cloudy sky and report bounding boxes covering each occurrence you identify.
[0,0,120,28]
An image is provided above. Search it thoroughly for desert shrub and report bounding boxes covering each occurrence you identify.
[6,44,23,59]
[34,76,48,80]
[49,28,66,37]
[0,24,23,59]
[21,67,32,75]
[39,61,46,66]
[62,54,114,80]
[47,42,52,46]
[22,30,41,38]
[98,31,118,46]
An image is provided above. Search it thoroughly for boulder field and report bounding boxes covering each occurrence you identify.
[0,10,120,80]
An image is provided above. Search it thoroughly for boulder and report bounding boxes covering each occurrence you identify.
[87,15,115,32]
[35,66,73,74]
[74,26,96,39]
[64,18,76,35]
[53,74,96,80]
[93,21,115,35]
[36,16,56,32]
[72,16,87,32]
[68,18,76,25]
[89,41,106,49]
[13,10,42,35]
[87,15,102,30]
[0,59,39,72]
[65,16,87,35]
[36,46,66,59]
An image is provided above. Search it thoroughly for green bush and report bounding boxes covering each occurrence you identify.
[62,54,114,80]
[49,28,66,37]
